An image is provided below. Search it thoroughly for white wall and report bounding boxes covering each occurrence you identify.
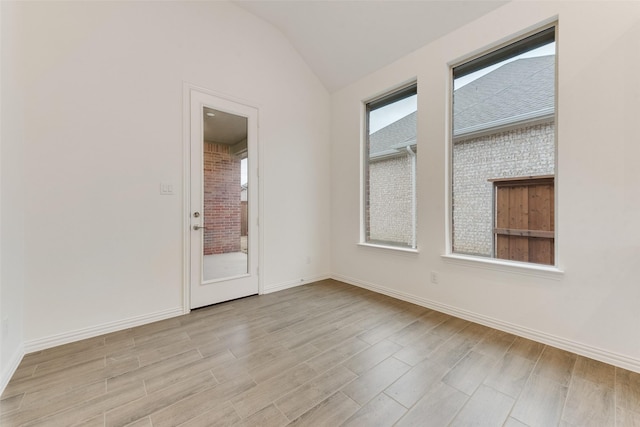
[1,1,26,391]
[5,1,330,353]
[331,1,640,371]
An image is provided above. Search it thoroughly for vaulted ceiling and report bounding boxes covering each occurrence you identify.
[235,1,509,92]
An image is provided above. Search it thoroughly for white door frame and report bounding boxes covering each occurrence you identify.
[182,83,264,313]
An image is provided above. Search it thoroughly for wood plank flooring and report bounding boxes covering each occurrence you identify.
[2,279,639,426]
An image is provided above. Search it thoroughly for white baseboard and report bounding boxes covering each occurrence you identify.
[23,307,184,354]
[262,274,331,294]
[1,343,25,396]
[333,273,640,374]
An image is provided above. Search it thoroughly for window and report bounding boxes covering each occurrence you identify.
[451,27,556,265]
[364,83,418,249]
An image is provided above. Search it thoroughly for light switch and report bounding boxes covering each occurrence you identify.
[160,183,175,195]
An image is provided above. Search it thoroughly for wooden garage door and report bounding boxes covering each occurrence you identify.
[493,176,554,265]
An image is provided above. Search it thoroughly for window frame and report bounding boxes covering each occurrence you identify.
[446,23,561,271]
[360,82,418,251]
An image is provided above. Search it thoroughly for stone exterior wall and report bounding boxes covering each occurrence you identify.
[203,142,241,255]
[452,121,555,256]
[368,155,413,245]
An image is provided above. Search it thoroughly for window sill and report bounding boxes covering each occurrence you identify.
[441,253,564,280]
[358,242,419,254]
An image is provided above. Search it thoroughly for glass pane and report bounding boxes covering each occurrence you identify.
[452,32,555,265]
[366,90,417,248]
[202,107,249,281]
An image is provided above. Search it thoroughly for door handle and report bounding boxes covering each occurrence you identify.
[192,225,208,231]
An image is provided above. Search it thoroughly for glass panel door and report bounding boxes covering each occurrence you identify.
[201,107,249,282]
[189,89,259,309]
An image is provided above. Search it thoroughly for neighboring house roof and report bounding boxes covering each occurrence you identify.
[369,55,554,158]
[369,111,417,159]
[454,55,555,137]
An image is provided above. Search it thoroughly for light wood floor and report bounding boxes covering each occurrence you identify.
[2,279,639,426]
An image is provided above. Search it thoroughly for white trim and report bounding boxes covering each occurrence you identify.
[182,82,264,307]
[447,17,559,71]
[446,21,560,275]
[441,254,564,280]
[182,83,192,314]
[359,101,367,245]
[360,79,417,247]
[1,343,24,396]
[257,111,265,297]
[262,274,331,294]
[332,274,640,374]
[357,242,419,254]
[201,273,251,286]
[453,113,554,141]
[368,149,407,162]
[552,23,560,271]
[23,307,183,354]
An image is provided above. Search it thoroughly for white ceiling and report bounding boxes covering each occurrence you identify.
[234,0,509,92]
[203,107,247,146]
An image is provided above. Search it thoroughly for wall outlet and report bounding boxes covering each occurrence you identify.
[430,271,440,285]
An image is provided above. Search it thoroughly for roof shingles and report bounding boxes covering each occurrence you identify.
[369,55,555,156]
[453,55,555,134]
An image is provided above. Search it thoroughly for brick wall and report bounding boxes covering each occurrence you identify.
[368,155,413,245]
[203,142,241,255]
[366,122,553,252]
[453,121,555,256]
